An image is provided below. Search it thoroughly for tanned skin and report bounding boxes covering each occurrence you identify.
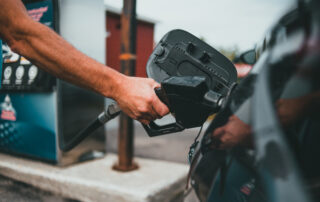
[0,0,169,124]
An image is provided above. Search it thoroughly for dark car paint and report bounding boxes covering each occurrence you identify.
[191,1,320,202]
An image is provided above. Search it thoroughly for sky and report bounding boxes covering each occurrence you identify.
[105,0,294,52]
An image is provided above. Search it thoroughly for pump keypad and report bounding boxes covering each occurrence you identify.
[0,122,20,147]
[1,55,55,92]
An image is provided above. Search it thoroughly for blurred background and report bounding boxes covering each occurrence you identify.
[105,0,294,78]
[106,0,292,54]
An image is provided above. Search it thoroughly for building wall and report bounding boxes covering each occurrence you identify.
[106,12,154,77]
[60,0,105,64]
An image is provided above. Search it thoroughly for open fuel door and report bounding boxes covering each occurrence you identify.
[144,29,237,136]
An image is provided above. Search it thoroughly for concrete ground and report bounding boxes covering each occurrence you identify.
[0,153,188,202]
[105,117,208,202]
[0,175,78,202]
[0,116,207,202]
[105,116,208,164]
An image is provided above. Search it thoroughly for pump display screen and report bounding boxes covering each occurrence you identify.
[1,0,56,92]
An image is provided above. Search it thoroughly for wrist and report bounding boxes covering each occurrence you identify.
[101,69,127,100]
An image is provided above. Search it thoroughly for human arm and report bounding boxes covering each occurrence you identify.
[211,115,253,150]
[210,91,320,150]
[0,0,169,124]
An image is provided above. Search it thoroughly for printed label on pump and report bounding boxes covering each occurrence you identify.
[0,95,16,121]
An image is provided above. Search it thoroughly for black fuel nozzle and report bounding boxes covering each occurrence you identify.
[204,90,225,110]
[144,30,238,137]
[143,76,225,137]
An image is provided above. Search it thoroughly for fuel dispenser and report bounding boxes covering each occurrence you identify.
[0,0,106,165]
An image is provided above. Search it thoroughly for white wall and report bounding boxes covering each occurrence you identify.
[59,0,105,64]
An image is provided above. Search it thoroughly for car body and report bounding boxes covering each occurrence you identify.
[191,1,320,201]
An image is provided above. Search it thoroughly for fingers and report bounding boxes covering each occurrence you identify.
[152,105,162,119]
[219,134,233,149]
[211,125,234,149]
[140,110,157,123]
[210,127,224,149]
[151,81,170,118]
[213,126,225,138]
[136,99,167,124]
[116,77,169,124]
[210,137,222,149]
[139,119,150,125]
[144,102,158,121]
[152,97,169,117]
[152,81,161,89]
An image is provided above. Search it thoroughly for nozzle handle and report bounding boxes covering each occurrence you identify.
[154,87,170,107]
[143,121,184,137]
[142,87,185,137]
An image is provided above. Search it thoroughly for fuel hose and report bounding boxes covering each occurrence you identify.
[61,103,121,152]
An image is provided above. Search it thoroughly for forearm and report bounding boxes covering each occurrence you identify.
[0,0,169,123]
[5,19,123,98]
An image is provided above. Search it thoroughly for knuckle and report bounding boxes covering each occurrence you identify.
[147,78,155,83]
[220,137,227,144]
[132,115,139,120]
[137,105,147,113]
[139,119,147,125]
[133,111,142,119]
[159,111,166,117]
[146,96,154,104]
[164,107,170,115]
[142,106,149,113]
[159,107,168,116]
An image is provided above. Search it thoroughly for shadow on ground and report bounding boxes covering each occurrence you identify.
[0,175,78,202]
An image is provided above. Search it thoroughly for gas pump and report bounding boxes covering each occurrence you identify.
[0,0,106,165]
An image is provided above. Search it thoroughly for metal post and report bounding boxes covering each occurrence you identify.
[113,0,138,172]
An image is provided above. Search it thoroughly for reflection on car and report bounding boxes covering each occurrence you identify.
[189,1,320,202]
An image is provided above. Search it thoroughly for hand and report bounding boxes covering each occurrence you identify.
[113,76,169,124]
[276,97,309,127]
[211,115,252,150]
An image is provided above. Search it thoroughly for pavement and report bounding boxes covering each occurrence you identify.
[0,175,77,202]
[0,153,188,202]
[0,116,207,202]
[105,116,208,164]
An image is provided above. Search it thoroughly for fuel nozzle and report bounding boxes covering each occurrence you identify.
[143,76,228,137]
[98,103,121,124]
[204,90,225,110]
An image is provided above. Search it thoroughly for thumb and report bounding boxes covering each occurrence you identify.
[152,82,161,89]
[213,126,225,138]
[153,97,169,117]
[151,81,169,117]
